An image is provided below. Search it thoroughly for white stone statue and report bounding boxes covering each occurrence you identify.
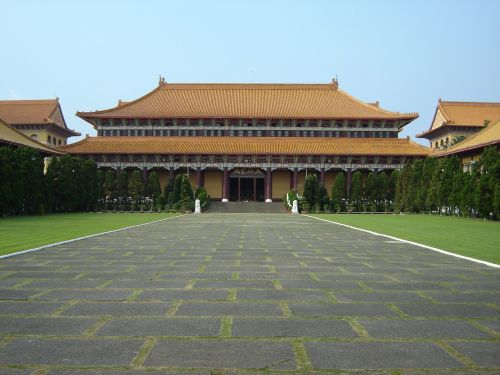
[291,200,299,214]
[194,199,201,214]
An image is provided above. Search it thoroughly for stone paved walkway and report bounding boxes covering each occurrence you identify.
[0,213,499,375]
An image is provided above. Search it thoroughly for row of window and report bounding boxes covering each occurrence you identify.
[101,129,397,138]
[30,134,65,146]
[434,137,450,148]
[101,119,396,129]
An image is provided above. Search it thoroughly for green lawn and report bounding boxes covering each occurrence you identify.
[311,214,500,265]
[0,212,182,256]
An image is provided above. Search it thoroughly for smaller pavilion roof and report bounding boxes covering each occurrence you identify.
[433,119,500,157]
[0,98,80,136]
[0,118,64,155]
[59,136,429,157]
[417,100,500,138]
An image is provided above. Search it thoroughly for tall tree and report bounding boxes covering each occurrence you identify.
[386,170,399,212]
[104,169,117,201]
[426,159,444,213]
[147,171,162,204]
[377,172,387,212]
[303,173,319,210]
[116,170,129,199]
[365,172,376,212]
[128,170,144,209]
[350,171,363,211]
[0,147,16,215]
[395,163,411,213]
[331,172,346,212]
[80,159,98,211]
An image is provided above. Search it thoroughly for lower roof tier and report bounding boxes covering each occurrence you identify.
[59,136,429,157]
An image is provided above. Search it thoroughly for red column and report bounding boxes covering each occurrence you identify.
[238,177,241,201]
[196,167,203,188]
[266,168,272,202]
[320,168,325,187]
[169,167,175,180]
[222,167,229,202]
[346,168,352,198]
[293,167,298,191]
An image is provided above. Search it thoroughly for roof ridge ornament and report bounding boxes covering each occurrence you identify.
[331,77,339,90]
[158,75,167,87]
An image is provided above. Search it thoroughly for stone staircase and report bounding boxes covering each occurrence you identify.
[208,201,287,214]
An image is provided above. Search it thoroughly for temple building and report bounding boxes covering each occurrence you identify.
[61,79,429,201]
[0,98,80,148]
[417,100,500,149]
[434,119,500,171]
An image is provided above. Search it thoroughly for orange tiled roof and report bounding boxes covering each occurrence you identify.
[0,117,64,155]
[77,83,418,123]
[60,136,429,156]
[433,119,500,157]
[418,100,500,138]
[0,99,79,136]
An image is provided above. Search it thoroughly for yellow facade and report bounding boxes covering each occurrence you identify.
[18,129,67,148]
[156,170,169,192]
[204,170,222,198]
[272,170,290,199]
[324,171,335,194]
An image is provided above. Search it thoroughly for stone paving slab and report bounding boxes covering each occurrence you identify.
[97,317,221,337]
[0,338,143,365]
[60,301,170,316]
[305,341,462,369]
[0,317,98,335]
[358,318,493,339]
[232,317,357,337]
[176,301,284,316]
[450,342,500,367]
[0,213,498,373]
[144,339,297,369]
[288,302,399,317]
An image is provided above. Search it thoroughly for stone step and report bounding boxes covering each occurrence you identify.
[208,201,287,214]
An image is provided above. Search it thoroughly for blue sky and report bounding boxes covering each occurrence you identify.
[2,0,499,145]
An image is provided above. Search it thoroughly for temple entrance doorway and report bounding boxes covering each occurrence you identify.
[229,169,265,201]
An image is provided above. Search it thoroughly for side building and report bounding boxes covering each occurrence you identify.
[0,98,80,148]
[433,119,499,171]
[417,100,500,149]
[61,80,429,201]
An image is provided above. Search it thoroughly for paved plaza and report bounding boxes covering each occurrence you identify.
[0,213,499,374]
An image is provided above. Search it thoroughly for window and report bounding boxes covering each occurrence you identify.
[47,135,51,144]
[58,139,62,145]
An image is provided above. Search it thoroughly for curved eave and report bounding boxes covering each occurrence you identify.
[60,136,430,157]
[433,139,499,157]
[416,123,484,139]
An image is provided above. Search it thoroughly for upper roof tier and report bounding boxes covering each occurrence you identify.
[0,98,80,136]
[59,136,429,157]
[417,100,500,138]
[77,82,418,125]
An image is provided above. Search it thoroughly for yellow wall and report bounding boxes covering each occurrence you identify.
[272,170,290,199]
[324,171,335,194]
[297,171,306,194]
[17,128,68,147]
[188,172,197,189]
[204,170,222,198]
[156,170,169,192]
